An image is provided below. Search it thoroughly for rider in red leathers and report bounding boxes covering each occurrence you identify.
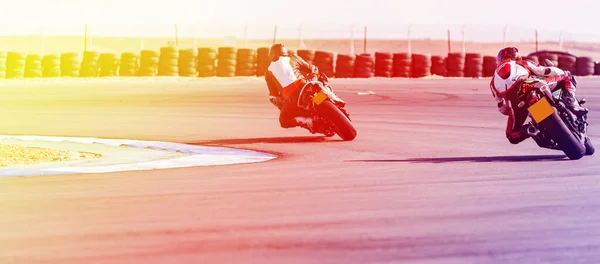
[489,47,588,144]
[264,43,344,133]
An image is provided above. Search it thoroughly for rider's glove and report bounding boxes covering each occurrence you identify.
[497,100,509,116]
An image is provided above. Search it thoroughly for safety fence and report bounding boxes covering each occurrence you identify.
[0,47,598,79]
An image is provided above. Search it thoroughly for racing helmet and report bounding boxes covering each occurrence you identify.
[269,43,289,62]
[497,47,520,63]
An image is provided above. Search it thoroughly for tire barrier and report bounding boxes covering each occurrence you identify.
[0,47,599,80]
[119,52,138,77]
[197,48,217,77]
[79,51,101,77]
[236,49,257,77]
[217,47,236,77]
[42,54,61,77]
[558,56,577,75]
[334,54,355,78]
[464,53,483,78]
[256,47,270,77]
[431,55,447,77]
[576,57,594,76]
[393,53,411,77]
[482,56,497,77]
[411,53,431,78]
[446,53,465,77]
[524,55,539,64]
[158,46,179,76]
[178,49,198,77]
[138,50,159,76]
[354,53,375,78]
[99,53,119,77]
[374,52,393,78]
[60,52,81,77]
[0,52,6,78]
[297,50,315,64]
[24,54,42,78]
[6,52,26,78]
[537,53,558,67]
[313,51,335,77]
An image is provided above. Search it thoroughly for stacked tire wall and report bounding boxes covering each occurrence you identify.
[393,53,411,77]
[0,47,599,79]
[313,51,335,77]
[236,49,256,76]
[335,54,355,78]
[354,53,374,78]
[42,55,61,77]
[24,55,42,78]
[217,47,236,77]
[6,52,26,78]
[374,52,393,77]
[138,50,159,76]
[464,53,483,78]
[197,48,217,77]
[446,53,465,77]
[411,54,431,78]
[178,49,198,77]
[431,56,447,76]
[119,52,138,76]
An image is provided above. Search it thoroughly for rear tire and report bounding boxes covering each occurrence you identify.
[539,110,585,160]
[317,101,357,141]
[585,136,595,155]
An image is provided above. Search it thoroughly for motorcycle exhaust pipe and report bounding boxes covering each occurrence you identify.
[527,126,540,136]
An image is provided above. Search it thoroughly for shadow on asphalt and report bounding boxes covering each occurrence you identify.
[347,154,568,163]
[188,136,334,145]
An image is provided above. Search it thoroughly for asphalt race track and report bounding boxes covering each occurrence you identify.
[1,77,599,264]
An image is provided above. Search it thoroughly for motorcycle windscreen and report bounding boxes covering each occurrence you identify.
[528,97,555,123]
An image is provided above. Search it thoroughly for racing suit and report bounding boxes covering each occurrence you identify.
[265,53,342,131]
[489,58,587,144]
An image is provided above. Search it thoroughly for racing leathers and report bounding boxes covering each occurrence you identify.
[490,58,588,144]
[265,52,343,132]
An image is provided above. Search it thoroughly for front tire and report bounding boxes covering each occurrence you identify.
[539,110,586,160]
[317,101,357,141]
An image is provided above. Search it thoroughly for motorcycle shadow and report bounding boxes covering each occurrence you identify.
[348,154,568,164]
[188,136,337,145]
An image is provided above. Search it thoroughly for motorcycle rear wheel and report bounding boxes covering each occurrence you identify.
[539,109,586,160]
[317,101,357,141]
[585,136,595,155]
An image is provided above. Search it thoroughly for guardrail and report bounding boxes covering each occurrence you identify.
[0,47,598,79]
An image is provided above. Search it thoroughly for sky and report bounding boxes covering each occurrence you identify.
[0,0,598,41]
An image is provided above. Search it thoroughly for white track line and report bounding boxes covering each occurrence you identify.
[0,135,276,177]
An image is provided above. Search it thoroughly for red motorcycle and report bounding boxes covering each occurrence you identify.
[517,75,594,160]
[295,75,357,141]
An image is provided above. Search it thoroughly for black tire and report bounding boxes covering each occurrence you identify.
[539,110,585,160]
[585,137,595,155]
[317,101,357,141]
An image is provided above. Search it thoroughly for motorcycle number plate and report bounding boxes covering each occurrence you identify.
[528,97,554,123]
[313,91,328,105]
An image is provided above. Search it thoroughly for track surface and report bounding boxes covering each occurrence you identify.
[1,77,599,264]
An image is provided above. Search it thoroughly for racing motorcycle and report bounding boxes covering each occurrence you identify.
[517,66,594,160]
[295,75,357,141]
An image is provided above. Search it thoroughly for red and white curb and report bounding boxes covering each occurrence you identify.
[0,135,276,177]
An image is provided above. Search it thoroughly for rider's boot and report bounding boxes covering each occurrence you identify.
[562,89,588,116]
[294,116,316,134]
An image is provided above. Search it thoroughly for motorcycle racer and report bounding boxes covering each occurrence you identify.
[489,47,588,144]
[264,43,345,133]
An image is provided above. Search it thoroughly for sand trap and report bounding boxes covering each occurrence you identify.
[0,143,101,167]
